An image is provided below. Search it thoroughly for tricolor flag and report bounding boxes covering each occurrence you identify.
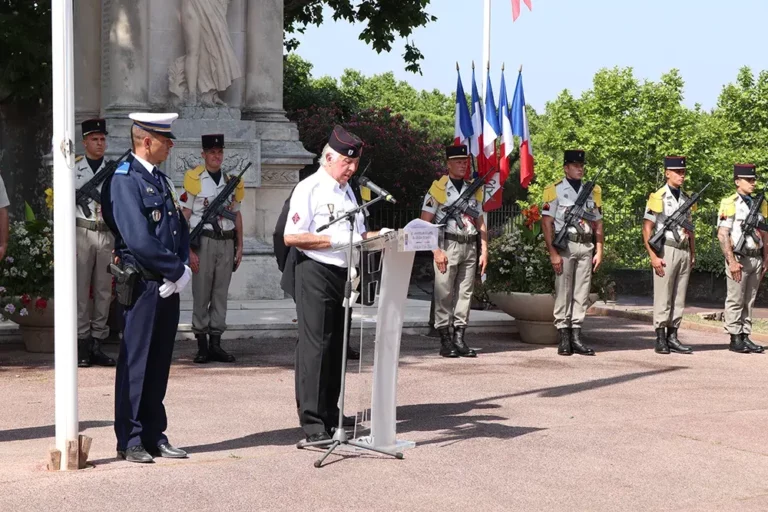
[482,72,502,211]
[468,67,484,179]
[512,0,532,21]
[498,69,514,193]
[453,68,473,147]
[512,70,534,188]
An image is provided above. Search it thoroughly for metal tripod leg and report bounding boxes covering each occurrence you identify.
[313,424,404,468]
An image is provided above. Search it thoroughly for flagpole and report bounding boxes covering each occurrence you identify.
[482,0,491,101]
[52,0,80,470]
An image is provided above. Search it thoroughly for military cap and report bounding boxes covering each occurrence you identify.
[328,125,363,158]
[664,156,686,169]
[734,163,757,179]
[129,112,178,139]
[202,134,224,150]
[564,149,586,164]
[446,145,469,159]
[81,118,108,137]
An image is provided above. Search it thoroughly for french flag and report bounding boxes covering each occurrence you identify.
[468,67,484,179]
[512,0,532,21]
[512,70,534,188]
[498,69,514,195]
[482,72,502,211]
[453,68,473,147]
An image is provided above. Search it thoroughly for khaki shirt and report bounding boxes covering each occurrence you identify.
[718,193,767,250]
[643,185,693,242]
[74,156,106,221]
[421,176,481,236]
[542,179,603,234]
[180,168,241,232]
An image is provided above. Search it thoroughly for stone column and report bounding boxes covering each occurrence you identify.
[74,0,102,127]
[243,0,285,121]
[101,0,150,116]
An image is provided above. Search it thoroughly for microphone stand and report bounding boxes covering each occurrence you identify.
[297,194,404,468]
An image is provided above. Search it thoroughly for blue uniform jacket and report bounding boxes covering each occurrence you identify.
[103,155,189,282]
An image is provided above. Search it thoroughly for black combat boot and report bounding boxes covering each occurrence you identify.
[729,333,750,354]
[209,334,235,363]
[570,328,595,356]
[557,328,572,356]
[77,337,92,368]
[666,327,692,353]
[438,328,459,358]
[193,333,209,364]
[741,333,765,353]
[90,338,116,366]
[654,328,669,354]
[453,326,477,357]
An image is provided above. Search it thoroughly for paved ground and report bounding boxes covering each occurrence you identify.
[3,316,768,511]
[596,295,768,319]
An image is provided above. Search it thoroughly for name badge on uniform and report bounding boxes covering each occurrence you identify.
[151,209,162,222]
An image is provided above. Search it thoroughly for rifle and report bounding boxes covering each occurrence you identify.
[435,168,494,230]
[552,168,605,252]
[189,162,251,251]
[648,182,710,256]
[75,149,132,217]
[733,191,768,257]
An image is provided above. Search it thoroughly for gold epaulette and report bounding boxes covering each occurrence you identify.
[542,180,561,203]
[646,186,666,213]
[224,173,246,202]
[428,176,450,204]
[75,155,84,163]
[466,178,485,202]
[592,184,603,208]
[183,165,205,196]
[718,193,737,218]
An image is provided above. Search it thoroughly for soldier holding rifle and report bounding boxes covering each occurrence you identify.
[717,164,768,353]
[541,150,604,356]
[420,144,488,359]
[642,156,707,355]
[181,134,245,364]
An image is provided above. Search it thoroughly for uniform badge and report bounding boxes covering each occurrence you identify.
[426,197,436,208]
[447,192,451,197]
[151,209,162,222]
[292,213,300,224]
[543,203,550,211]
[203,198,209,208]
[146,186,155,195]
[564,193,570,200]
[180,192,188,203]
[646,209,654,216]
[327,204,335,221]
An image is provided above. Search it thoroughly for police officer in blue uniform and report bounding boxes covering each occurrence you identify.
[101,113,192,463]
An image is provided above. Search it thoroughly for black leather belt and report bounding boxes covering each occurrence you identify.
[567,233,593,244]
[738,248,762,258]
[76,218,111,232]
[201,229,235,240]
[444,232,478,244]
[139,266,163,282]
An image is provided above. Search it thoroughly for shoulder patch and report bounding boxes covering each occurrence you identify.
[114,161,130,175]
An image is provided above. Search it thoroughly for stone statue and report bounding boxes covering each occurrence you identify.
[169,0,243,107]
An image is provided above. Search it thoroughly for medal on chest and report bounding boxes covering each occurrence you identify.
[151,209,162,222]
[203,197,209,208]
[327,203,335,221]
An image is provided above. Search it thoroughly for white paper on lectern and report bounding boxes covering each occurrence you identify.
[399,218,442,252]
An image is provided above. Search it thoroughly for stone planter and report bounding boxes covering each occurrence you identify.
[489,292,598,345]
[7,299,55,353]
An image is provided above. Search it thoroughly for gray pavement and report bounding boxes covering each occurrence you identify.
[3,315,768,511]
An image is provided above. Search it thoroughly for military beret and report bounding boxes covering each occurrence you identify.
[734,163,757,179]
[328,125,363,158]
[564,149,585,164]
[446,145,469,159]
[82,118,108,137]
[664,156,686,169]
[202,134,224,150]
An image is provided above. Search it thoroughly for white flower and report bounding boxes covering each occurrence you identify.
[4,304,15,314]
[19,308,28,317]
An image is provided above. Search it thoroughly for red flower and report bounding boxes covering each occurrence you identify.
[35,298,48,310]
[21,294,31,305]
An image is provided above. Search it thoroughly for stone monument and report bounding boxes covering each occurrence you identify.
[73,0,313,300]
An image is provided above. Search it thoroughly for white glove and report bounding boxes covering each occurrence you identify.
[379,227,394,235]
[159,279,177,299]
[173,265,193,294]
[330,231,363,249]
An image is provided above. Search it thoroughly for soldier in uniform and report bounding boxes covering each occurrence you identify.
[180,134,243,364]
[420,144,488,358]
[102,113,191,463]
[74,118,117,368]
[541,149,604,356]
[642,156,695,354]
[717,164,768,354]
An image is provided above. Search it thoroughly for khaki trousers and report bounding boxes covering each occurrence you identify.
[724,255,763,335]
[652,245,691,329]
[192,237,234,335]
[76,226,114,339]
[433,239,477,330]
[553,241,593,329]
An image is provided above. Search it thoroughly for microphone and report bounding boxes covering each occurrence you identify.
[358,177,397,204]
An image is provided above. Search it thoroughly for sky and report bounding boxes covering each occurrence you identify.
[291,0,768,113]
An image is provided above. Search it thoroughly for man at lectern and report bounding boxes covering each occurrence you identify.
[420,145,488,358]
[283,125,390,444]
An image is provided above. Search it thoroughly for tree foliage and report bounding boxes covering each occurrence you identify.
[0,0,52,103]
[284,0,436,74]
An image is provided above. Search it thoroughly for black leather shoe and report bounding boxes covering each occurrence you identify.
[90,338,116,366]
[306,432,331,443]
[453,326,477,357]
[77,337,92,368]
[438,328,459,358]
[347,345,360,360]
[117,445,154,463]
[193,333,209,364]
[571,328,595,356]
[149,443,188,458]
[557,328,572,356]
[729,333,750,353]
[208,334,235,363]
[666,327,692,353]
[742,334,764,353]
[654,328,670,354]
